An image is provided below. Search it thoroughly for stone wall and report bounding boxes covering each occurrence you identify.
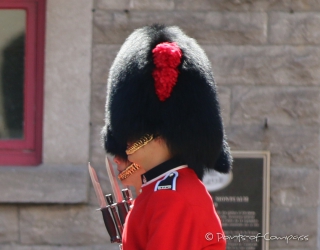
[91,1,320,250]
[0,0,118,249]
[0,0,319,249]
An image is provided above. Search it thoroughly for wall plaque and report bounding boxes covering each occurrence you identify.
[204,151,270,250]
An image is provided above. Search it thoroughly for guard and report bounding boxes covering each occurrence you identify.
[102,24,232,250]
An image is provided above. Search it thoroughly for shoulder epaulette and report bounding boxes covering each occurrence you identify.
[154,171,179,191]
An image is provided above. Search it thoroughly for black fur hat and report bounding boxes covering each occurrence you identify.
[102,24,232,179]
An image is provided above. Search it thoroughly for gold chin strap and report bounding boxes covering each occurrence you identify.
[125,134,154,155]
[118,163,141,181]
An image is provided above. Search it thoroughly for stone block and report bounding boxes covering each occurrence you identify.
[269,13,320,45]
[188,12,267,45]
[92,45,120,84]
[91,82,107,125]
[91,45,120,126]
[97,0,174,10]
[130,0,175,10]
[0,206,18,243]
[0,164,89,203]
[96,0,131,10]
[226,125,319,168]
[175,0,268,11]
[270,168,319,207]
[269,206,317,248]
[95,245,120,250]
[217,87,231,125]
[93,10,266,45]
[204,46,320,86]
[231,87,320,126]
[269,0,320,11]
[90,124,107,166]
[43,0,92,164]
[175,0,320,11]
[20,205,112,245]
[93,10,134,44]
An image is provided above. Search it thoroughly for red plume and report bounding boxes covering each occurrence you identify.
[152,42,182,101]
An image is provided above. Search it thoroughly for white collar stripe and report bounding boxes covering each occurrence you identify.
[142,165,187,188]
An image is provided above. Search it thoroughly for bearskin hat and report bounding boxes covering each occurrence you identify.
[102,24,232,179]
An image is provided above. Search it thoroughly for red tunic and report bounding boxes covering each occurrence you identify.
[122,165,226,250]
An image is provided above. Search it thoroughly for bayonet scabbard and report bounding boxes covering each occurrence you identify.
[100,207,121,243]
[106,194,124,238]
[117,201,129,225]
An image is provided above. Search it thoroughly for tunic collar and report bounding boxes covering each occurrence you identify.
[141,157,186,185]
